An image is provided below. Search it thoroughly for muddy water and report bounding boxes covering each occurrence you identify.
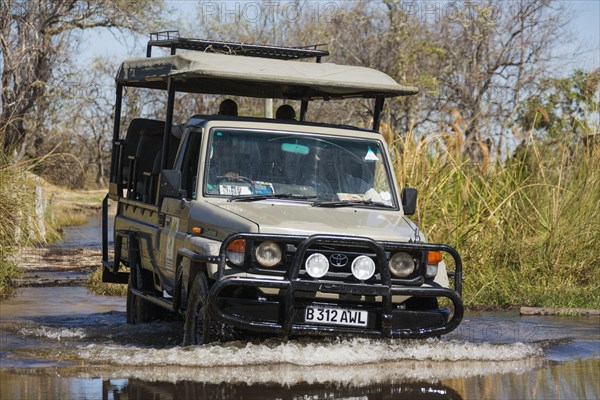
[1,218,599,399]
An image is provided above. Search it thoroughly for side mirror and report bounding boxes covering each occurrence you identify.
[159,169,182,200]
[401,188,417,215]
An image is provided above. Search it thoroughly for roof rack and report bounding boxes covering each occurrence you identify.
[147,30,329,62]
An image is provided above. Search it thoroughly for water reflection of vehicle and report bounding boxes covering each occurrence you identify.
[105,379,463,400]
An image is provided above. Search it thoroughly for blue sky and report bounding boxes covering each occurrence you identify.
[566,0,600,71]
[77,1,599,74]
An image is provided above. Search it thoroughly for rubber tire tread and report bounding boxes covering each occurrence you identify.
[183,272,217,346]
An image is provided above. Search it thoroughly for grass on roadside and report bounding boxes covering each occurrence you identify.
[0,256,20,300]
[0,153,105,299]
[0,156,40,298]
[391,126,600,308]
[85,267,128,296]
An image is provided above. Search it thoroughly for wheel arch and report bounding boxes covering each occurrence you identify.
[176,248,211,311]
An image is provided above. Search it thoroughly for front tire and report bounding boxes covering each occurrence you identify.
[183,272,214,346]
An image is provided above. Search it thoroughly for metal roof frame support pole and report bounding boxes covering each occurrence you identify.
[372,96,384,131]
[110,83,123,183]
[112,83,123,143]
[300,100,309,121]
[161,77,176,170]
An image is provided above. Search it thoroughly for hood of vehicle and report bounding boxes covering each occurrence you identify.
[207,200,418,242]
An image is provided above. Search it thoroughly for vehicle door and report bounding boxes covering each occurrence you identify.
[157,128,203,294]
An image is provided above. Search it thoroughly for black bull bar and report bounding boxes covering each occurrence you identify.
[206,234,464,339]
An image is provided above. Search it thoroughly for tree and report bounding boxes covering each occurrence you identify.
[327,1,440,133]
[0,0,163,158]
[430,0,571,160]
[519,68,599,142]
[313,1,573,161]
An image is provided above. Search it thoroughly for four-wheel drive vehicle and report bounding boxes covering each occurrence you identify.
[101,32,463,345]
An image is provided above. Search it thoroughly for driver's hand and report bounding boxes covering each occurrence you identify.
[225,172,240,179]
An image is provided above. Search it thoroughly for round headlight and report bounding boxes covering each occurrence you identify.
[255,241,282,268]
[305,253,329,278]
[389,252,415,277]
[351,255,376,281]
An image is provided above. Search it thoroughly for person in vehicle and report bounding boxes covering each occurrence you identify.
[218,99,238,116]
[206,131,263,194]
[275,104,296,120]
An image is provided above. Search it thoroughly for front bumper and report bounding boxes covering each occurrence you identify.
[207,234,464,339]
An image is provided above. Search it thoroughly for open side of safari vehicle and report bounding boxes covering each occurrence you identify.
[101,31,463,345]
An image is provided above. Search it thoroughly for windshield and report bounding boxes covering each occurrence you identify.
[203,129,396,207]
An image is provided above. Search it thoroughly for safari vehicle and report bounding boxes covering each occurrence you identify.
[101,31,464,345]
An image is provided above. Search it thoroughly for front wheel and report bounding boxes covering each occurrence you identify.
[183,272,215,346]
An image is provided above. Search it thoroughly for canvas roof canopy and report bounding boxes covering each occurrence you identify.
[116,51,419,100]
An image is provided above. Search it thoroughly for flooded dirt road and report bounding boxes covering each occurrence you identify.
[1,216,599,399]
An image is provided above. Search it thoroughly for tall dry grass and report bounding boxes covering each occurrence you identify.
[0,155,37,298]
[0,153,97,299]
[388,124,600,308]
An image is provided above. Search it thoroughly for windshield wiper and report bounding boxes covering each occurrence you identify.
[228,194,317,202]
[311,199,395,208]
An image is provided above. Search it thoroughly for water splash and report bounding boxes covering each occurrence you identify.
[75,337,542,368]
[18,326,87,340]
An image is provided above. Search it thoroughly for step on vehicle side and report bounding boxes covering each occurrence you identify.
[101,31,464,345]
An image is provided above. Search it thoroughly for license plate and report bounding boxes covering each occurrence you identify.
[304,306,368,327]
